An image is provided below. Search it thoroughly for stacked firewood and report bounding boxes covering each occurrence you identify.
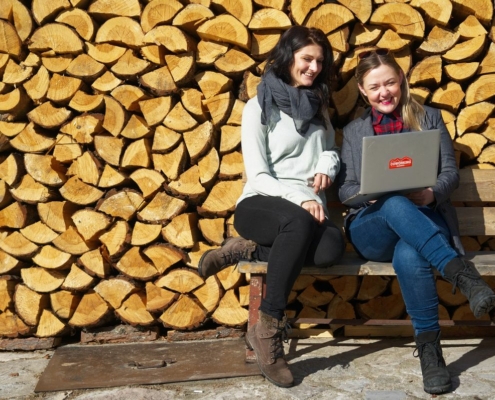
[1,0,495,339]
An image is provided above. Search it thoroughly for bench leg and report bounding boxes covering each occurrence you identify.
[246,274,265,363]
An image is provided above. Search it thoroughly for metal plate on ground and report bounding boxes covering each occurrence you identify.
[35,339,260,392]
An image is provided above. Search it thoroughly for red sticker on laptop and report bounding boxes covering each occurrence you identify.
[389,157,412,169]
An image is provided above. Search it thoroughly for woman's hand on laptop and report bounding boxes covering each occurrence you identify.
[406,188,434,206]
[313,173,332,194]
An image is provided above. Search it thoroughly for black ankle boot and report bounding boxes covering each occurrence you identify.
[414,331,452,394]
[443,258,495,318]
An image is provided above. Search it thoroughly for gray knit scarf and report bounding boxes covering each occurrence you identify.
[257,68,322,135]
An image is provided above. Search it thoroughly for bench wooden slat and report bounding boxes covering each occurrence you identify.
[451,169,495,202]
[457,208,495,236]
[238,251,495,276]
[291,318,495,327]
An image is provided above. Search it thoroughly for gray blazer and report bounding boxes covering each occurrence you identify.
[337,106,464,255]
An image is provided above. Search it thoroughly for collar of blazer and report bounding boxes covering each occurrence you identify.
[359,107,373,121]
[359,105,436,130]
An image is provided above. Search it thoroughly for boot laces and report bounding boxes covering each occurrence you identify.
[220,249,250,267]
[450,262,480,295]
[270,322,291,360]
[413,341,443,368]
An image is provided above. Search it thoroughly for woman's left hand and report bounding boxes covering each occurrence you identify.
[406,188,435,206]
[301,200,326,223]
[313,173,332,194]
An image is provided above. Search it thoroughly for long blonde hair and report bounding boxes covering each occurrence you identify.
[355,50,425,131]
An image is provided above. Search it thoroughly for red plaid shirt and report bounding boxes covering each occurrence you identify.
[372,108,404,135]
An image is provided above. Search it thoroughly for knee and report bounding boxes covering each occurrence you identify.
[281,208,317,235]
[326,227,346,257]
[372,194,419,225]
[379,193,413,211]
[316,229,346,266]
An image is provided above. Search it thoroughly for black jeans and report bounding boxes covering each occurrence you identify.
[234,195,345,320]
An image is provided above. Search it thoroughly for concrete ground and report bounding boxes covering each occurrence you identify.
[2,336,495,400]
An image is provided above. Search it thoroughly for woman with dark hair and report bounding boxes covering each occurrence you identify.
[198,26,345,387]
[338,48,495,395]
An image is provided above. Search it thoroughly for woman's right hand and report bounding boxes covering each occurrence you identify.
[301,200,326,224]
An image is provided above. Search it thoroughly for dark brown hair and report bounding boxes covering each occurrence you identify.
[264,26,334,121]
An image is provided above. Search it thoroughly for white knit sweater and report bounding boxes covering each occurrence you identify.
[237,97,340,214]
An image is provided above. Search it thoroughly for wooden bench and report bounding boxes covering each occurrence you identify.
[238,169,495,361]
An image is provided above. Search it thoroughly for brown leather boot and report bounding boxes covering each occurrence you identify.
[245,311,294,388]
[198,237,256,279]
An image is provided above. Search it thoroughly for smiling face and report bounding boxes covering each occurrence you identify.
[358,64,403,114]
[289,44,324,87]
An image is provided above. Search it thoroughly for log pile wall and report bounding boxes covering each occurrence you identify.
[1,0,495,338]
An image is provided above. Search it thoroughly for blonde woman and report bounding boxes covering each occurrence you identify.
[338,49,495,394]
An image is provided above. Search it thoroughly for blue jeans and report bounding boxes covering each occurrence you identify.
[347,194,459,334]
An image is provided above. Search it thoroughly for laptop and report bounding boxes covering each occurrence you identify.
[342,129,441,206]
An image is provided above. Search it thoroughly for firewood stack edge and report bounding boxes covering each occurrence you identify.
[1,0,495,340]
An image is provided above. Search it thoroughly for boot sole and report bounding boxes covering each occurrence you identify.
[424,382,452,394]
[197,250,215,279]
[474,294,495,318]
[245,335,294,388]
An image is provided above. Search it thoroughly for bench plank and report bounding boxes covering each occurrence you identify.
[291,318,495,327]
[457,208,495,236]
[238,251,495,276]
[451,169,495,202]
